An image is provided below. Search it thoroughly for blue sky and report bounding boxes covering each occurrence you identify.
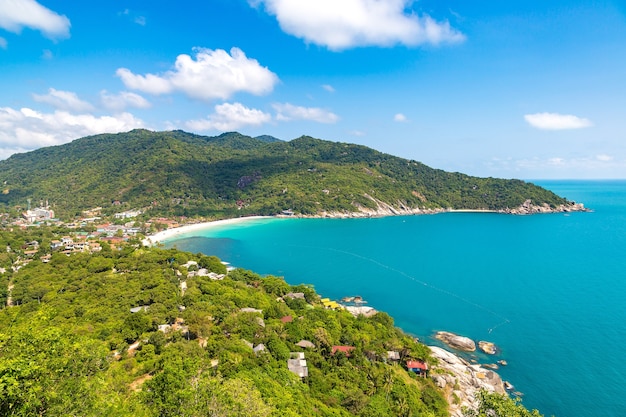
[1,0,625,178]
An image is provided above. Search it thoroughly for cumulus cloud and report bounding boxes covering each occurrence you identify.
[394,113,407,122]
[0,0,70,39]
[524,112,593,130]
[0,36,7,49]
[273,103,339,123]
[251,0,465,50]
[185,102,272,132]
[0,107,145,158]
[100,90,151,111]
[117,47,279,101]
[32,88,94,112]
[596,154,613,162]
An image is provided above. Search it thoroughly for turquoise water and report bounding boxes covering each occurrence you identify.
[165,180,626,416]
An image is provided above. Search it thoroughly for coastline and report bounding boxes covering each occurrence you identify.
[143,198,588,246]
[142,216,273,246]
[143,214,519,415]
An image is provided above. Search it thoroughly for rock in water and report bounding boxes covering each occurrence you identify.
[478,341,497,354]
[435,331,476,352]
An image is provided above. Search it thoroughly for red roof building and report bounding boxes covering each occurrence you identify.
[406,360,428,375]
[331,345,356,357]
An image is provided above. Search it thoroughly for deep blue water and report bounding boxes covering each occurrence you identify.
[165,180,626,417]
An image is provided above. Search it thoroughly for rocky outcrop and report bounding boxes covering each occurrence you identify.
[500,199,588,215]
[429,346,506,417]
[435,331,476,352]
[289,195,588,219]
[478,341,497,355]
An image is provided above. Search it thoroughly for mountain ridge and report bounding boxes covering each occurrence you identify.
[0,129,579,219]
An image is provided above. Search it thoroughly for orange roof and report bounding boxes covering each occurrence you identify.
[406,360,428,370]
[331,346,355,356]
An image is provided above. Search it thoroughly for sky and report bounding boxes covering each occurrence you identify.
[1,0,625,179]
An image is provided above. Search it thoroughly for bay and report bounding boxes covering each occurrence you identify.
[165,180,626,417]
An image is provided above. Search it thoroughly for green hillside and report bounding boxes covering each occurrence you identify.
[0,129,570,219]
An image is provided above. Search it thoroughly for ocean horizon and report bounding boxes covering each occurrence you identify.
[164,180,626,417]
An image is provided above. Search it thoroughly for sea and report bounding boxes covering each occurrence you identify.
[164,180,626,417]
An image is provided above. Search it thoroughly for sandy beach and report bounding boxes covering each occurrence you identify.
[142,216,274,246]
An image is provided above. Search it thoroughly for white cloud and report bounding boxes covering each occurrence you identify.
[273,103,339,123]
[41,49,53,59]
[117,47,279,101]
[32,88,94,112]
[394,113,407,122]
[596,154,613,162]
[0,0,70,39]
[251,0,465,50]
[0,36,6,49]
[100,90,151,111]
[134,16,146,26]
[322,84,335,93]
[524,112,593,130]
[0,106,145,158]
[349,130,366,136]
[185,102,272,132]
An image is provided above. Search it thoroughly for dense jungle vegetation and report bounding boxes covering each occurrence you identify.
[0,129,569,219]
[0,227,544,416]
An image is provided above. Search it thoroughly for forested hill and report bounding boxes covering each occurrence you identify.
[0,129,570,219]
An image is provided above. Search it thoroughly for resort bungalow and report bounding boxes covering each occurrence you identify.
[406,360,428,376]
[287,352,308,378]
[321,298,342,310]
[387,351,401,362]
[331,345,356,357]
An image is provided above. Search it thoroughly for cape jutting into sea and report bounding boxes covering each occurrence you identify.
[164,180,626,417]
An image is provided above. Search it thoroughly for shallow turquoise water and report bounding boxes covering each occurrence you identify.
[165,180,626,416]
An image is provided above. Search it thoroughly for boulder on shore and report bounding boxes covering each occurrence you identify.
[429,345,505,417]
[478,341,497,355]
[435,331,476,352]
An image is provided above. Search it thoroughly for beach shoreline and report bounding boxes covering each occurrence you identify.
[142,216,274,246]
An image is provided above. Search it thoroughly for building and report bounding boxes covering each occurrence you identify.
[287,352,308,378]
[331,345,356,357]
[406,360,428,376]
[23,207,55,223]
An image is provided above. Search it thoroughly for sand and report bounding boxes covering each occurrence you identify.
[142,216,273,246]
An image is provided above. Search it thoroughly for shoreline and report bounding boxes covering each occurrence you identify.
[143,200,588,246]
[142,216,273,246]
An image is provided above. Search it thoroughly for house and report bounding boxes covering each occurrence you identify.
[50,240,62,250]
[114,209,141,219]
[331,345,355,357]
[23,249,38,258]
[240,307,263,314]
[296,340,316,349]
[280,315,293,323]
[321,298,342,310]
[387,351,401,362]
[406,360,428,376]
[287,352,308,378]
[284,292,306,300]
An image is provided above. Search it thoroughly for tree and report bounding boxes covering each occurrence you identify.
[464,391,544,417]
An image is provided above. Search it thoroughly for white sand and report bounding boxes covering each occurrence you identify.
[142,216,273,246]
